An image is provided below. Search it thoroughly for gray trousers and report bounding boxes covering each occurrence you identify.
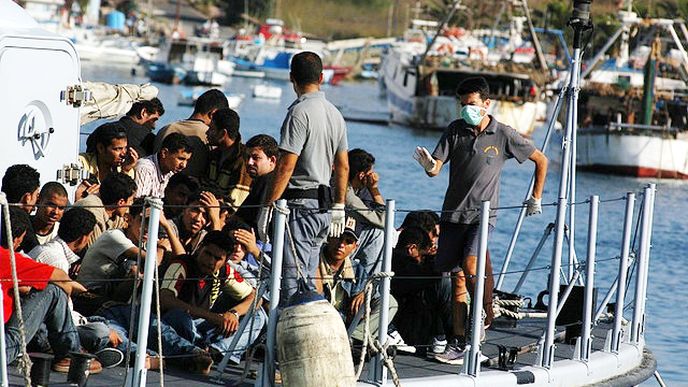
[281,198,331,304]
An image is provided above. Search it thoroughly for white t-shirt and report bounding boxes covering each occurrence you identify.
[35,222,59,245]
[78,229,136,290]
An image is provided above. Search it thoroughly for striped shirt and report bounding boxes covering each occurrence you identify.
[135,154,175,198]
[28,237,80,273]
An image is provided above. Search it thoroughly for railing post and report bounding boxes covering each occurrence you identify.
[631,185,655,343]
[371,199,395,385]
[497,79,567,291]
[130,198,162,387]
[0,198,7,387]
[579,195,599,362]
[612,193,635,352]
[261,200,288,387]
[464,200,490,377]
[513,223,554,294]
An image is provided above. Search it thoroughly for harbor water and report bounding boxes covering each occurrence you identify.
[82,64,688,384]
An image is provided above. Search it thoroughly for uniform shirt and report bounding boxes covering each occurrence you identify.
[279,91,348,189]
[431,116,536,225]
[154,119,209,178]
[135,154,175,198]
[78,229,135,292]
[1,248,55,323]
[161,254,253,310]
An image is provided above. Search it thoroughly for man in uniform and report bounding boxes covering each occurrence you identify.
[414,76,548,363]
[258,51,349,303]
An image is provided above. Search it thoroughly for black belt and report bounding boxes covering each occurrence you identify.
[282,185,332,203]
[282,188,319,200]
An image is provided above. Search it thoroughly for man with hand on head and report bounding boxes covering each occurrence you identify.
[414,76,548,363]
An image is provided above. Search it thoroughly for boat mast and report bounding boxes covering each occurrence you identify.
[617,0,633,67]
[417,0,462,67]
[519,0,549,71]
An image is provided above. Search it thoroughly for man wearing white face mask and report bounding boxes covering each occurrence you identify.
[413,76,548,364]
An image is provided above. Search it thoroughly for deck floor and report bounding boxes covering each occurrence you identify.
[7,318,616,386]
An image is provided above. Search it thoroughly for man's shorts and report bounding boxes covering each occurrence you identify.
[434,222,494,273]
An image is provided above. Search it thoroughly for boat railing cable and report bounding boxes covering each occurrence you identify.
[0,193,32,387]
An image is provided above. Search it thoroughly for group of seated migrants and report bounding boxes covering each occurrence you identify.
[1,89,470,377]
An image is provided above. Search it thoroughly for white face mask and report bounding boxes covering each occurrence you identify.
[460,104,486,126]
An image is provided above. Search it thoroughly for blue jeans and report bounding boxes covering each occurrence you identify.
[5,284,80,363]
[162,306,265,364]
[97,305,197,357]
[282,198,331,304]
[352,226,385,277]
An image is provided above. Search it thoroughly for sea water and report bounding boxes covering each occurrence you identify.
[82,64,688,384]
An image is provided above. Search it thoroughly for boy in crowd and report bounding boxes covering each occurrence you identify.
[74,172,137,248]
[1,164,41,251]
[1,207,102,373]
[78,122,138,199]
[135,133,193,198]
[31,182,69,246]
[29,208,125,368]
[164,173,200,219]
[168,191,223,254]
[203,108,252,209]
[345,149,386,276]
[391,227,453,359]
[234,134,278,230]
[155,89,229,178]
[118,98,165,156]
[77,198,183,305]
[160,231,264,366]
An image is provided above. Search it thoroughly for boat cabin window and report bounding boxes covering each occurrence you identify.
[419,70,536,102]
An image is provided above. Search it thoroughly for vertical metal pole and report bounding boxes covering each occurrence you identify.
[611,193,635,352]
[0,201,7,387]
[541,46,582,369]
[130,198,162,387]
[261,200,288,387]
[567,108,579,282]
[465,201,490,377]
[580,195,599,362]
[373,200,395,385]
[631,186,653,343]
[497,83,566,290]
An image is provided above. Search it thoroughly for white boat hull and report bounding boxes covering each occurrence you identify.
[576,128,688,179]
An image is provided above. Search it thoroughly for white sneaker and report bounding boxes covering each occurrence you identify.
[427,335,447,359]
[387,330,416,354]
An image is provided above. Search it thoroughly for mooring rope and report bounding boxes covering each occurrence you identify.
[1,196,32,387]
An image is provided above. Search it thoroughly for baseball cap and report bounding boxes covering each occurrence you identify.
[341,217,359,241]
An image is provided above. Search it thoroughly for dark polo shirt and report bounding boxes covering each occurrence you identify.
[431,115,535,225]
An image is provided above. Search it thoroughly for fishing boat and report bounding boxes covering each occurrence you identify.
[379,14,548,135]
[565,6,688,179]
[1,2,662,386]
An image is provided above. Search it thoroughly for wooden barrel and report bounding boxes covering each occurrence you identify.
[276,300,356,387]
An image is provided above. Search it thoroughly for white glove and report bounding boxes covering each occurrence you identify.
[413,146,436,173]
[525,196,542,216]
[328,203,346,238]
[257,205,273,242]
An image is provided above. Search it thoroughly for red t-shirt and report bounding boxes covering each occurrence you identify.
[1,248,55,323]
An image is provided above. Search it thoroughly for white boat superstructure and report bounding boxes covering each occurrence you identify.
[380,40,543,135]
[567,7,688,179]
